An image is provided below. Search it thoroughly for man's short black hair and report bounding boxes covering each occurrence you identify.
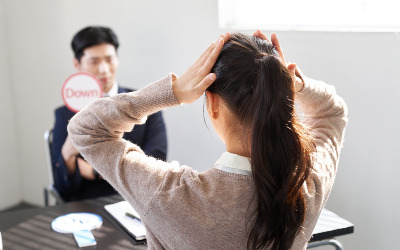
[71,26,119,61]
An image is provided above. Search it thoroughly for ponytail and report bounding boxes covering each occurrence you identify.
[208,33,315,250]
[246,55,314,250]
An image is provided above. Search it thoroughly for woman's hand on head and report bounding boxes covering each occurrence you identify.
[253,30,304,92]
[253,30,286,65]
[172,32,231,104]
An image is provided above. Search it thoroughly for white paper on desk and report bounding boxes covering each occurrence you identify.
[104,201,146,240]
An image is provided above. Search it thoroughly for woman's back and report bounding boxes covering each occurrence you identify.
[144,166,254,249]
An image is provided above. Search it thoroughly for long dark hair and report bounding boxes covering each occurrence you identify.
[207,33,315,250]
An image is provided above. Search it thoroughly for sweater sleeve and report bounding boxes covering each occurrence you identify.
[295,76,348,209]
[67,74,180,215]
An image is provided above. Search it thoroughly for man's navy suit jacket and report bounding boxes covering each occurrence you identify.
[51,86,167,201]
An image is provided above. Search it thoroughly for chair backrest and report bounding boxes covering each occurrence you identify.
[44,129,55,185]
[43,129,64,205]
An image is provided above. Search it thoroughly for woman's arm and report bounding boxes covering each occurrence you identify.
[68,75,179,212]
[295,75,348,201]
[67,33,231,214]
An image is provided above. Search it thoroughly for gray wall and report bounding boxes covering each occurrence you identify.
[0,0,21,210]
[1,0,399,249]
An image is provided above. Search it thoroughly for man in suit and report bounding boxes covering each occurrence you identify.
[52,26,168,201]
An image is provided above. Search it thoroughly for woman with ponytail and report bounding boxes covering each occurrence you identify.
[68,31,347,250]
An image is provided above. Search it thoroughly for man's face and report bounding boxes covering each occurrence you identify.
[74,43,119,93]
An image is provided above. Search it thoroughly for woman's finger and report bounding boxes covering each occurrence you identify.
[271,33,286,65]
[253,29,271,43]
[196,33,230,68]
[194,73,217,94]
[222,32,231,43]
[287,63,304,92]
[287,63,297,79]
[196,42,216,66]
[203,33,230,73]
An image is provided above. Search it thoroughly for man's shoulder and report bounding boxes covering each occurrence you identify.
[55,105,69,113]
[55,105,75,119]
[118,86,137,93]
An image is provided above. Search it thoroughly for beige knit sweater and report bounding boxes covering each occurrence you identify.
[68,74,348,250]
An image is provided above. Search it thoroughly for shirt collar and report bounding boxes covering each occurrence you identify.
[103,82,118,97]
[214,152,252,175]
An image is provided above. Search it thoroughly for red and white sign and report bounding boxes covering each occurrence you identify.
[61,72,103,113]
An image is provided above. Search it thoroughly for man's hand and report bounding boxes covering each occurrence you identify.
[76,157,99,180]
[61,135,80,174]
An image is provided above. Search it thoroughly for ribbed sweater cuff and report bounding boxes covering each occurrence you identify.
[295,76,317,101]
[127,73,180,118]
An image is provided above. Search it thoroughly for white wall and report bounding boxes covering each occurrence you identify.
[2,0,399,249]
[282,31,400,250]
[0,0,21,210]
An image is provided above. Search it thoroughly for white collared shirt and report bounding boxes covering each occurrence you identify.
[214,152,252,175]
[103,82,118,97]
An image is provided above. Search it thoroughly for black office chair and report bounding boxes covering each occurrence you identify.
[43,129,64,206]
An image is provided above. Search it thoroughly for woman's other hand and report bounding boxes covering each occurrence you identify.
[253,30,304,92]
[173,32,231,104]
